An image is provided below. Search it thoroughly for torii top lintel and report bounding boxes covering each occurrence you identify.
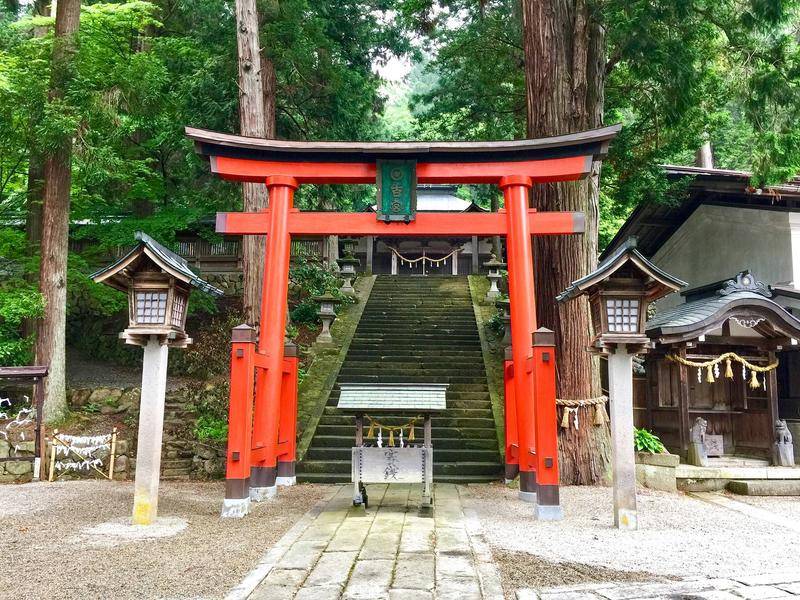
[186,124,620,237]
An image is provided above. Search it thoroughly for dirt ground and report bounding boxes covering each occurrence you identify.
[0,480,330,599]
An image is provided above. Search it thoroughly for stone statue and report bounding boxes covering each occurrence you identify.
[773,419,795,467]
[687,417,709,467]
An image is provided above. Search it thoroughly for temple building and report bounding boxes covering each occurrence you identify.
[604,163,800,461]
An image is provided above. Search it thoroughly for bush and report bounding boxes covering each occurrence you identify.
[290,301,319,325]
[634,427,667,454]
[194,414,228,441]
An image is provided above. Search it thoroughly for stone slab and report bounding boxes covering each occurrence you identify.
[342,559,394,599]
[727,479,800,496]
[393,552,435,590]
[303,551,358,588]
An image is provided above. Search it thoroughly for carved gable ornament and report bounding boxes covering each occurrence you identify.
[718,272,771,298]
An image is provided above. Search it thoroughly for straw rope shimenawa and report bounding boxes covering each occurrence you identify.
[389,247,460,266]
[667,352,778,389]
[555,396,609,428]
[365,415,421,446]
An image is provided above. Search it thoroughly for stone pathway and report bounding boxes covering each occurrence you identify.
[237,483,504,600]
[518,572,800,599]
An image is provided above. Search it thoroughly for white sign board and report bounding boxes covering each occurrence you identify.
[352,447,429,484]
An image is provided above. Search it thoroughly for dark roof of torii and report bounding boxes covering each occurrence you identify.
[185,124,622,163]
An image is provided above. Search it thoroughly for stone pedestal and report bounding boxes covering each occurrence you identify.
[132,336,169,525]
[608,347,638,530]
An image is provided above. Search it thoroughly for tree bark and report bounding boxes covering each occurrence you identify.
[235,0,269,326]
[521,0,612,484]
[37,0,80,423]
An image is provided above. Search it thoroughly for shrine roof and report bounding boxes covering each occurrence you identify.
[646,272,800,343]
[557,237,686,302]
[186,125,621,164]
[337,383,447,412]
[90,231,224,297]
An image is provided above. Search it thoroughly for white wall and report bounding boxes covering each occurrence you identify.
[652,204,794,308]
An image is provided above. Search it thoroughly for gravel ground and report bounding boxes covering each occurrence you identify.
[0,480,330,599]
[461,483,800,586]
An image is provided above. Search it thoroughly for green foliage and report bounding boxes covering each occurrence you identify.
[401,0,800,247]
[0,229,43,366]
[194,413,228,441]
[290,301,319,325]
[634,427,667,454]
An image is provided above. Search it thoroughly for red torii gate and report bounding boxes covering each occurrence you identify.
[186,125,620,519]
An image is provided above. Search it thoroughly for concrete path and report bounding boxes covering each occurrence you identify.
[240,483,504,600]
[518,571,800,599]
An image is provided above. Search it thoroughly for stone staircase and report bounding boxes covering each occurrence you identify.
[160,394,196,479]
[298,275,503,484]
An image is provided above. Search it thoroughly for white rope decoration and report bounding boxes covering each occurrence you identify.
[389,246,459,266]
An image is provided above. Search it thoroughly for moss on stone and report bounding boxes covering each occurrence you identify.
[468,275,506,455]
[296,275,376,460]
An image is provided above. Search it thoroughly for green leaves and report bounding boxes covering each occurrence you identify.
[634,427,667,454]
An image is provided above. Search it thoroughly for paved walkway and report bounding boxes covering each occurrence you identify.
[518,572,800,599]
[238,483,504,600]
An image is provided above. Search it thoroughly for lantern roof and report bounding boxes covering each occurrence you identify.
[91,231,224,297]
[557,237,687,303]
[645,271,800,343]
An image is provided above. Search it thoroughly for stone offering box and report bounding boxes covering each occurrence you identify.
[337,383,447,508]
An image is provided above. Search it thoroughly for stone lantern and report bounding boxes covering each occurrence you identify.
[336,238,360,296]
[91,231,222,525]
[484,255,506,302]
[558,237,685,531]
[314,292,342,344]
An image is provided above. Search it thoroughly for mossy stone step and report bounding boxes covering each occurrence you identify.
[306,446,501,462]
[301,275,502,483]
[309,435,499,450]
[299,459,502,476]
[313,424,498,439]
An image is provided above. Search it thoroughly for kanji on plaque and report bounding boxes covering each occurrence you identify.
[376,159,417,222]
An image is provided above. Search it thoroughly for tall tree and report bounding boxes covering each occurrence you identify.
[521,0,611,484]
[235,0,269,325]
[37,0,81,422]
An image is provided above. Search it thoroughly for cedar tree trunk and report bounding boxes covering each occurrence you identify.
[236,0,269,325]
[37,0,80,423]
[521,0,612,484]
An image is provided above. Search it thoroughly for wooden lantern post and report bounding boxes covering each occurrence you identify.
[91,232,223,525]
[558,237,685,530]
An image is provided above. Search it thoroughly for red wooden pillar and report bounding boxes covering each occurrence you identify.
[532,328,562,519]
[250,175,297,500]
[501,175,538,502]
[277,342,299,485]
[222,324,256,517]
[503,345,519,482]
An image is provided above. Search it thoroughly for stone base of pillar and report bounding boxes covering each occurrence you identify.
[250,466,277,501]
[535,484,563,520]
[534,503,564,521]
[518,470,536,503]
[221,497,251,518]
[504,463,519,484]
[614,507,637,530]
[277,461,296,486]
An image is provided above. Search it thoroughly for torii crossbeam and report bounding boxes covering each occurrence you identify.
[187,124,621,519]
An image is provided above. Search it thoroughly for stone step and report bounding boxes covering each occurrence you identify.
[313,424,498,439]
[298,459,502,476]
[309,434,499,451]
[727,479,800,495]
[305,446,501,462]
[296,472,500,484]
[322,406,493,419]
[315,415,497,428]
[337,374,488,385]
